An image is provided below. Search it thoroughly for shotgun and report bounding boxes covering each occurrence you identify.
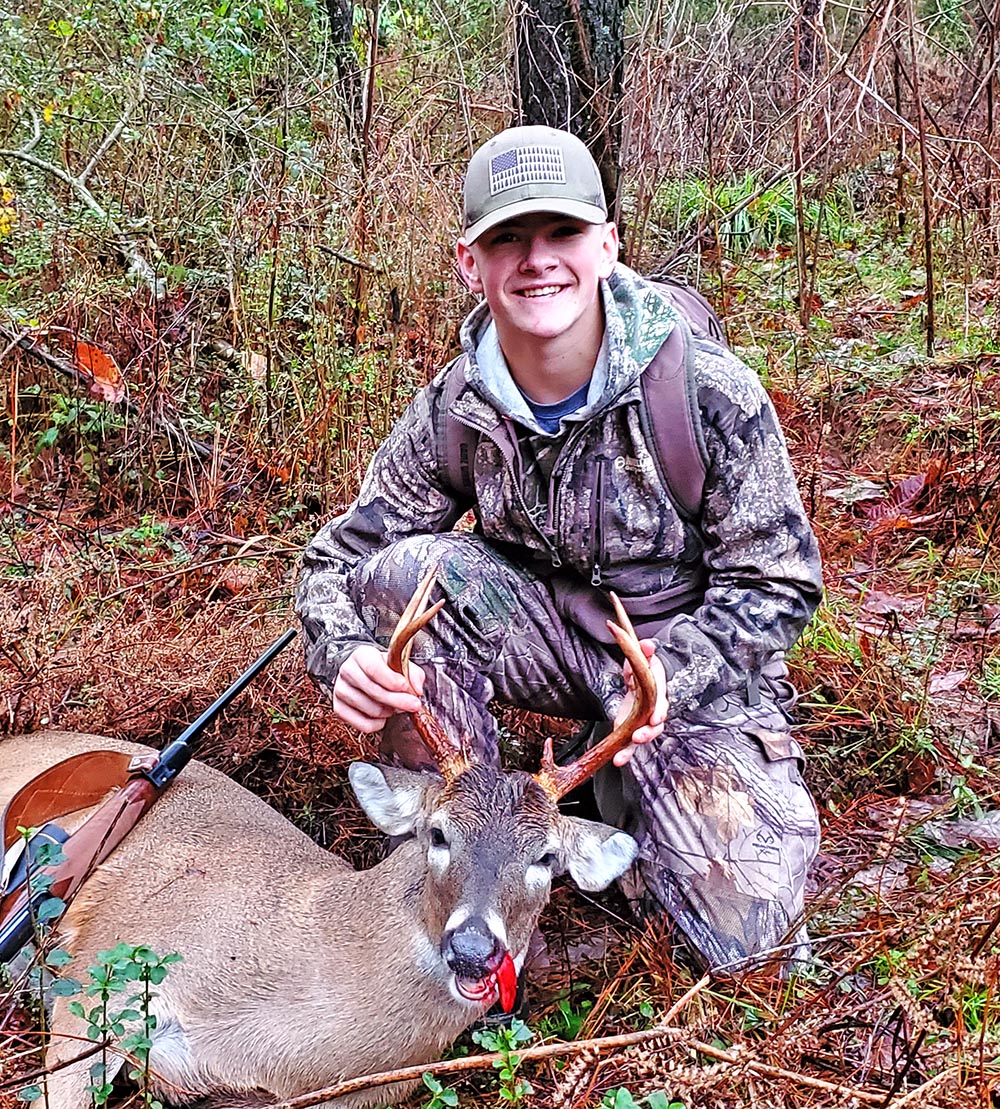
[0,628,297,964]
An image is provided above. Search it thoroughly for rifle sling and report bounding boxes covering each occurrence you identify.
[2,749,135,858]
[0,770,160,952]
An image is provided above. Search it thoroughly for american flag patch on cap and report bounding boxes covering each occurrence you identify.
[489,144,566,195]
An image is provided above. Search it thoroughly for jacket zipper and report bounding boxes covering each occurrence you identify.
[547,421,592,555]
[591,456,607,587]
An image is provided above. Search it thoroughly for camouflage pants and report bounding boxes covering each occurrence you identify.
[350,532,820,974]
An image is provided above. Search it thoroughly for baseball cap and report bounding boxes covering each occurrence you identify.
[461,126,608,245]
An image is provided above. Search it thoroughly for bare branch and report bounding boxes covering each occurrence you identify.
[0,50,163,298]
[267,1002,888,1109]
[79,46,153,186]
[20,106,41,154]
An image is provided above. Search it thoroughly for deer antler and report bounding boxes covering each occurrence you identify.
[386,567,472,782]
[534,593,659,800]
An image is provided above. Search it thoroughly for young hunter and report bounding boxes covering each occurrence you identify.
[296,126,824,974]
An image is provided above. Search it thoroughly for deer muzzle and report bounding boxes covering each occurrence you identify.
[442,915,510,1003]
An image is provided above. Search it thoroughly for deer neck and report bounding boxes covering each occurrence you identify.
[313,839,447,981]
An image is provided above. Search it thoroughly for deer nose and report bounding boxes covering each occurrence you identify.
[443,915,505,979]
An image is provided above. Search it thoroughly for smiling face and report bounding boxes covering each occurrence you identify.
[456,212,619,381]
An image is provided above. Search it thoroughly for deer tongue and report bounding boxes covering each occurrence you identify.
[496,950,517,1012]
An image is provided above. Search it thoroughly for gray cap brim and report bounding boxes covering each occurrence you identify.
[462,197,609,245]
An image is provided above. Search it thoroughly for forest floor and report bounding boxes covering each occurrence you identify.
[2,252,1000,1109]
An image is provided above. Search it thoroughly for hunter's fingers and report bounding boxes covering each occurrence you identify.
[332,645,424,731]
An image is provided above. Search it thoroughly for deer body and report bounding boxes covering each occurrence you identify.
[1,731,637,1109]
[2,585,655,1109]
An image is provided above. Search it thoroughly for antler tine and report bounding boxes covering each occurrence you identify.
[535,593,659,800]
[386,567,446,679]
[384,567,470,782]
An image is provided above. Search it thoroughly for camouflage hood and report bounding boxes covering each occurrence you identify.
[458,265,681,430]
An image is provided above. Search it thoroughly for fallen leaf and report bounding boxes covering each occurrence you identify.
[861,590,923,617]
[862,461,943,523]
[933,811,1000,849]
[216,564,259,595]
[928,669,968,694]
[74,341,125,403]
[824,477,885,504]
[271,719,307,740]
[851,860,908,892]
[864,473,927,521]
[242,350,268,382]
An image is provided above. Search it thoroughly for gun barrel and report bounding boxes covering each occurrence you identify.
[145,628,297,789]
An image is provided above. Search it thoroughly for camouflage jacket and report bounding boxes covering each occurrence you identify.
[296,265,823,713]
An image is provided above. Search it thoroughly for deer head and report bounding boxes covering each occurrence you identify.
[348,569,654,1011]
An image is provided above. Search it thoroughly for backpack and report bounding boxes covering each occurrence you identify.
[437,277,727,520]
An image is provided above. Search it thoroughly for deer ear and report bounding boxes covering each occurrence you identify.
[349,762,437,836]
[558,816,638,892]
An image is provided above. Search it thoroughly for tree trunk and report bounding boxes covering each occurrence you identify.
[513,0,627,214]
[324,0,364,158]
[797,0,825,74]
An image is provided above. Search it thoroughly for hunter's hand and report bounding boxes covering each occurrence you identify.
[612,639,668,767]
[333,644,425,733]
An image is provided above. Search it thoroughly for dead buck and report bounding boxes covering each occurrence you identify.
[0,576,655,1109]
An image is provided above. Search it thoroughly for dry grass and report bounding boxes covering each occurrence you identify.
[2,393,1000,1105]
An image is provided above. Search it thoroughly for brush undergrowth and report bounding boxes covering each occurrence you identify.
[3,0,1000,1106]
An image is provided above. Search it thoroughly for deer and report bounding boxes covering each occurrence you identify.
[0,572,657,1109]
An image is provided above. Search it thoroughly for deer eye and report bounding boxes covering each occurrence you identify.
[535,851,558,869]
[430,827,449,849]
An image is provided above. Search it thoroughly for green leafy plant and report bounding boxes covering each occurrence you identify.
[954,983,1000,1034]
[976,655,1000,702]
[654,171,856,257]
[471,1018,534,1105]
[600,1088,684,1109]
[25,389,124,456]
[65,943,182,1107]
[13,828,82,1103]
[533,987,594,1040]
[7,832,181,1108]
[920,0,972,53]
[421,1071,460,1108]
[119,946,184,1107]
[101,515,187,561]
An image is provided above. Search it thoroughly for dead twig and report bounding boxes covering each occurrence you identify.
[268,1017,888,1109]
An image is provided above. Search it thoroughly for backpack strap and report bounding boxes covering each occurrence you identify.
[436,354,478,497]
[637,313,708,521]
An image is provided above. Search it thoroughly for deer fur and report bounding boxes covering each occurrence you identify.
[0,731,638,1109]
